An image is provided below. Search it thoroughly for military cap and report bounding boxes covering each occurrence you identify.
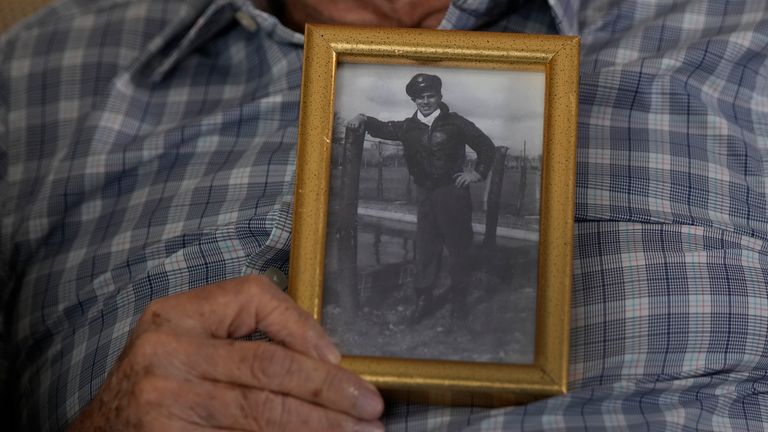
[405,73,442,97]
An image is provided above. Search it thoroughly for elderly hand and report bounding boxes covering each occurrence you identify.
[67,274,384,432]
[347,114,368,132]
[454,170,482,187]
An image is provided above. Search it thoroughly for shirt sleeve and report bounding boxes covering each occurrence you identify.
[364,116,406,141]
[454,114,496,180]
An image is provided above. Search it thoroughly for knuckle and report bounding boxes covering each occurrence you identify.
[233,387,256,428]
[251,391,289,432]
[248,343,289,387]
[244,273,272,290]
[315,366,343,401]
[242,274,281,303]
[129,330,173,366]
[132,375,167,408]
[259,298,292,327]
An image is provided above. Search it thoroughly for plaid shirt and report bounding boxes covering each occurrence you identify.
[2,0,768,430]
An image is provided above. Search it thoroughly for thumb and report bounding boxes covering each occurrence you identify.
[138,274,341,364]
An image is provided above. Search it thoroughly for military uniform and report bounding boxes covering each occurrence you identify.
[363,74,496,317]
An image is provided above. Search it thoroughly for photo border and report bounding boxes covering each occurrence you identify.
[289,24,579,406]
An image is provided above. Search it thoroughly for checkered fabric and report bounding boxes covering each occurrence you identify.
[2,0,768,430]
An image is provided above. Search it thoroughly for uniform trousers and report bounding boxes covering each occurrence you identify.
[414,182,474,300]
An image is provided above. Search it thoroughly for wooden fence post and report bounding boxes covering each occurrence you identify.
[484,146,508,248]
[337,126,365,312]
[516,140,528,217]
[376,141,384,200]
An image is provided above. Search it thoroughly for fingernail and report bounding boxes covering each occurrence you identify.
[316,342,342,364]
[355,383,384,418]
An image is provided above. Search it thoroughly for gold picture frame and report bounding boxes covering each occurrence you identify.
[289,24,579,406]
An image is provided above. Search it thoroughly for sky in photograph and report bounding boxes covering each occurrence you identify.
[335,63,545,157]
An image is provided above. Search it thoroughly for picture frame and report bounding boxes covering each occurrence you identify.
[289,24,579,406]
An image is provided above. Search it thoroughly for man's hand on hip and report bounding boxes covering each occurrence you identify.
[454,170,482,187]
[68,274,384,432]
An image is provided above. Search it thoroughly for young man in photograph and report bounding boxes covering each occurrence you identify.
[348,73,496,322]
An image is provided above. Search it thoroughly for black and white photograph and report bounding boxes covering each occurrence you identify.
[321,63,545,364]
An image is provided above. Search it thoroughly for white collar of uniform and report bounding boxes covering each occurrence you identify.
[417,109,440,126]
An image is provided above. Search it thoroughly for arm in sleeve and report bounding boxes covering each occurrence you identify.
[364,116,406,142]
[456,115,496,180]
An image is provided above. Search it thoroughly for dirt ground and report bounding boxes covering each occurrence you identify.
[323,228,538,364]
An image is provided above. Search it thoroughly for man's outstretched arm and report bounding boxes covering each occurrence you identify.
[347,114,405,141]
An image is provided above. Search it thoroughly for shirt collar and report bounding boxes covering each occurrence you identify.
[546,0,579,35]
[143,0,569,84]
[139,0,303,84]
[442,0,574,34]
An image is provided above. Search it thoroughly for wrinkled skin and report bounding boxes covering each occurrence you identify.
[281,0,451,31]
[68,276,385,432]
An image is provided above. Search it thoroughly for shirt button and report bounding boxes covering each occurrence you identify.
[263,268,288,290]
[235,10,258,32]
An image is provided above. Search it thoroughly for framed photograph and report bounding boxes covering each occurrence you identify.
[289,24,579,406]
